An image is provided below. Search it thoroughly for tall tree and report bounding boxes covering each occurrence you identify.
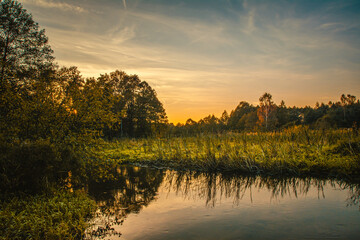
[257,92,276,130]
[0,0,53,90]
[0,0,55,142]
[98,70,167,137]
[228,101,255,130]
[340,94,356,121]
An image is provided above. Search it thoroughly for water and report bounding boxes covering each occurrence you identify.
[86,165,360,240]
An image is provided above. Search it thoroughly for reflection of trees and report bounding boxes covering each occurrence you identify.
[163,171,360,208]
[341,182,360,210]
[85,165,360,239]
[85,165,164,239]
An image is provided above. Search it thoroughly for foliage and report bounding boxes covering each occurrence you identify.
[257,92,277,130]
[98,70,168,138]
[0,139,84,194]
[172,93,360,135]
[0,190,96,240]
[0,0,53,87]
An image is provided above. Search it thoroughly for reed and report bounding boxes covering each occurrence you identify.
[94,126,360,179]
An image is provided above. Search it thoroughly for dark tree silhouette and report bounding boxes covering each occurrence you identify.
[0,0,53,89]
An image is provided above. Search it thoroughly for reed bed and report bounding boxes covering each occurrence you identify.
[93,126,360,179]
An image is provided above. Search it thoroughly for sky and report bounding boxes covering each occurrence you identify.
[20,0,360,123]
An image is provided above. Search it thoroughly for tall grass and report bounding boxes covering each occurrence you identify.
[0,190,96,240]
[94,126,360,179]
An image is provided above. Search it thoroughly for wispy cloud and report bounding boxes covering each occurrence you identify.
[21,0,86,13]
[126,9,235,47]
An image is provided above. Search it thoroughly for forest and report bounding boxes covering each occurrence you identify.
[170,92,360,135]
[1,1,359,239]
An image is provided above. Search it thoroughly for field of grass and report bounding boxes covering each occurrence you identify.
[90,126,360,180]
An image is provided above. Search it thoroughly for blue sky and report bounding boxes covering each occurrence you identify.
[21,0,360,123]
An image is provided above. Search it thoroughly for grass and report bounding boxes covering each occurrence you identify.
[91,126,360,180]
[0,190,96,240]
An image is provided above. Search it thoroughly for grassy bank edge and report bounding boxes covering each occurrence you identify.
[90,129,360,183]
[0,190,96,240]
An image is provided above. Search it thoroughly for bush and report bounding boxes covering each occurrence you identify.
[0,140,81,194]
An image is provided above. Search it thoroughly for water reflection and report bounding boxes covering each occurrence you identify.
[86,166,164,238]
[164,171,359,208]
[85,165,360,239]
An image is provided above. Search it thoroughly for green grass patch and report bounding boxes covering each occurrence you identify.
[91,127,360,180]
[0,190,96,240]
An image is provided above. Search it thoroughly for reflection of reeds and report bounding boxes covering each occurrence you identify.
[96,127,360,179]
[162,169,360,209]
[85,165,360,239]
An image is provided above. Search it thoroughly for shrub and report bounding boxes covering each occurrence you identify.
[0,140,81,194]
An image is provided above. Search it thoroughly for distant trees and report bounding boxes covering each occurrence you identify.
[340,94,357,122]
[170,92,360,136]
[227,101,255,131]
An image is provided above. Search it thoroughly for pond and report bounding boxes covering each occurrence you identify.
[85,165,360,240]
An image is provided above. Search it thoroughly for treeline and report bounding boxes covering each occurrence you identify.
[169,92,360,135]
[1,66,168,142]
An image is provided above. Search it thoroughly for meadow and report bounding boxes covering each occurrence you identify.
[90,126,360,180]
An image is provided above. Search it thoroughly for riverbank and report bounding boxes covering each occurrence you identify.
[91,127,360,181]
[1,127,359,239]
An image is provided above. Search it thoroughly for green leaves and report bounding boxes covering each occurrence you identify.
[0,0,54,84]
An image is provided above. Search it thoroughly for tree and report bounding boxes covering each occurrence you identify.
[275,100,290,128]
[257,92,277,130]
[1,0,55,143]
[228,101,255,130]
[97,70,167,137]
[0,0,53,89]
[340,94,356,121]
[220,110,229,124]
[201,114,220,132]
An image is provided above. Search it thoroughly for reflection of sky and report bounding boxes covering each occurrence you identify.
[21,0,360,123]
[116,177,359,240]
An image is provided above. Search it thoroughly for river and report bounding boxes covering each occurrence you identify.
[85,165,360,240]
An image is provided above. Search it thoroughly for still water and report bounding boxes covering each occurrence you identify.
[86,165,360,240]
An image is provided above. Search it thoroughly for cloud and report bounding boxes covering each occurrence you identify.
[21,0,86,13]
[126,8,236,47]
[246,9,256,33]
